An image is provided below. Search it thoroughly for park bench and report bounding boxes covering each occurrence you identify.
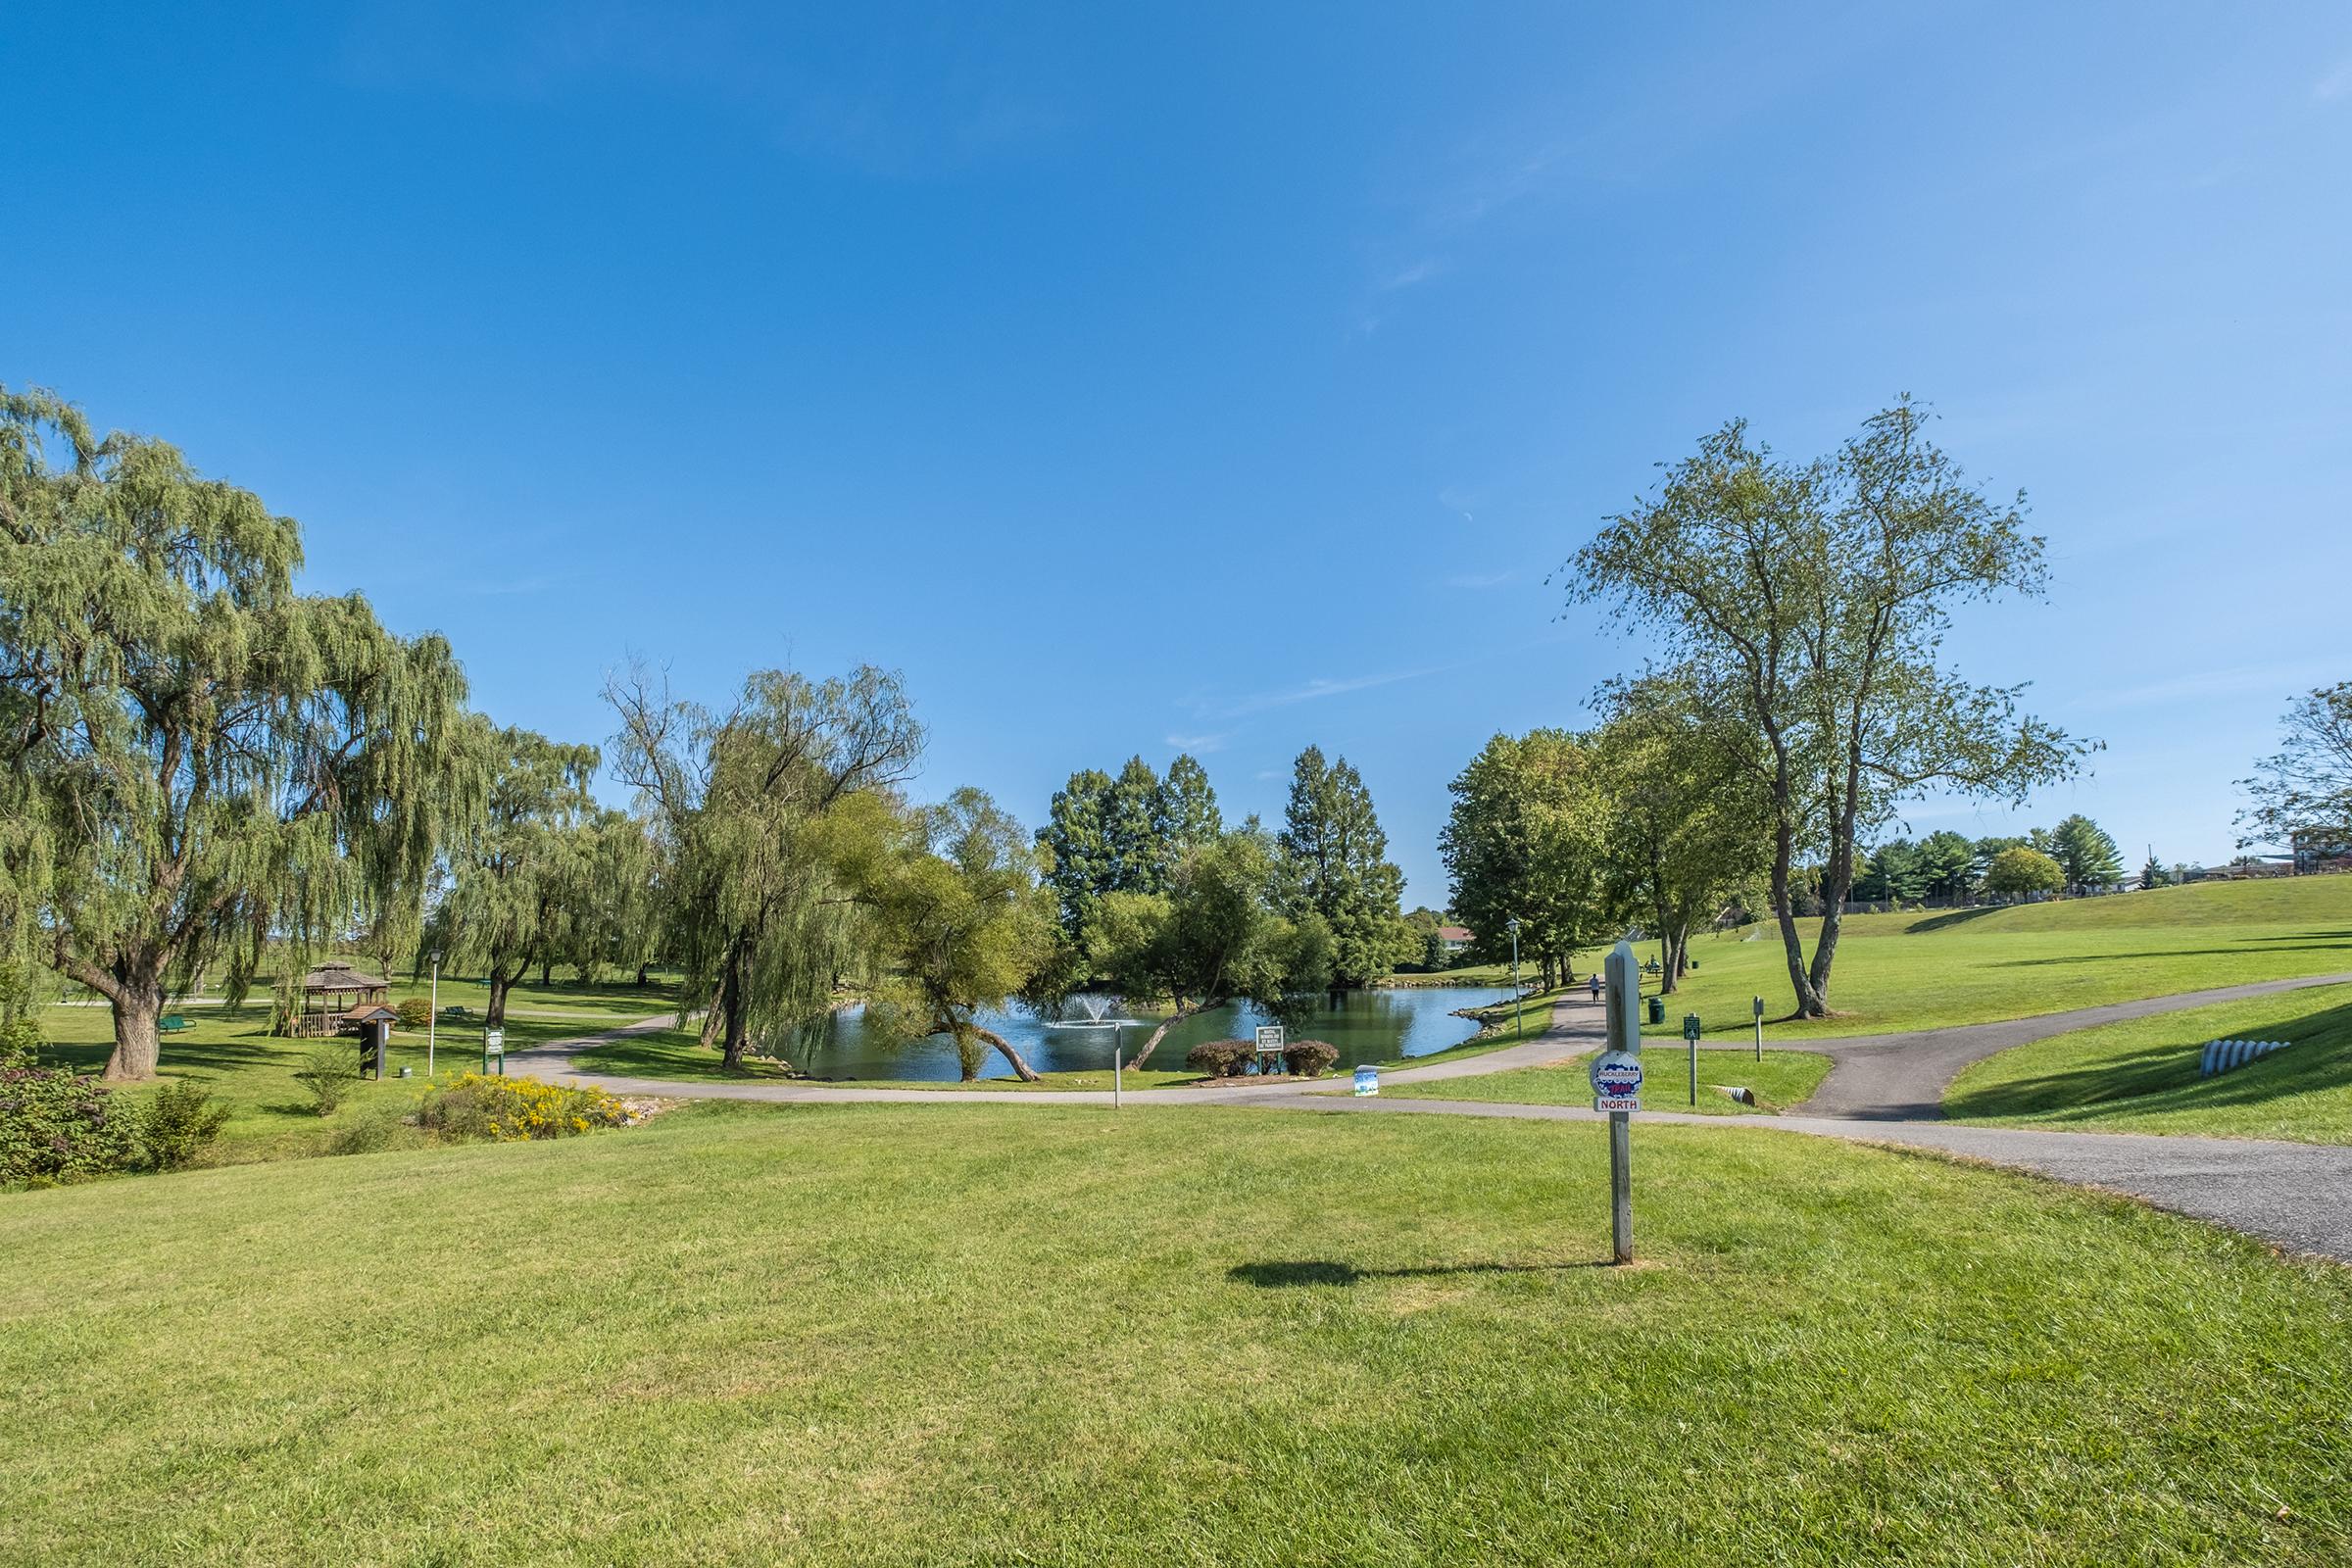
[439,1004,474,1022]
[159,1014,193,1034]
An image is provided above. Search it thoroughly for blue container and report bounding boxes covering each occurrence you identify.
[1352,1065,1379,1097]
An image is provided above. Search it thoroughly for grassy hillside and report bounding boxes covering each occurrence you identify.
[4,1103,2348,1565]
[1633,877,2352,1042]
[1947,982,2352,1143]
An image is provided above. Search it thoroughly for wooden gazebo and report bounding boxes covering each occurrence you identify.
[292,960,392,1037]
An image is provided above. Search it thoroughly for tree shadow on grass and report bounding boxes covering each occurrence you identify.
[1900,907,2011,934]
[1228,1258,1612,1289]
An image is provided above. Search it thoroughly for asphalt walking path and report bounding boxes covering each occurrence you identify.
[513,984,2352,1264]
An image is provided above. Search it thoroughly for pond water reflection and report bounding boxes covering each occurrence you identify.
[782,987,1522,1082]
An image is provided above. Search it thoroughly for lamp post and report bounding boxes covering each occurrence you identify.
[427,949,442,1078]
[1506,916,1522,1039]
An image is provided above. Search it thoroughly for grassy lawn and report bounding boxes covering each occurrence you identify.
[30,981,675,1166]
[571,1027,1211,1093]
[1628,877,2352,1043]
[3,1102,2348,1564]
[1946,982,2352,1143]
[1396,1049,1834,1115]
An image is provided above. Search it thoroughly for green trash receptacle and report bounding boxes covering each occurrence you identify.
[1646,996,1665,1025]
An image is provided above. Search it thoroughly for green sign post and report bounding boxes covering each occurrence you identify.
[482,1026,505,1076]
[1683,1012,1701,1106]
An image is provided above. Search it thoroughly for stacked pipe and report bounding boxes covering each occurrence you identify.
[2200,1038,2289,1077]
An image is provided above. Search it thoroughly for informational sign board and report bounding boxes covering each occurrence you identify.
[1253,1025,1285,1054]
[1352,1065,1379,1097]
[483,1028,504,1055]
[1590,1049,1643,1112]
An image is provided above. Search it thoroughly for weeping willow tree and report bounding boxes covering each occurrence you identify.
[607,661,922,1072]
[428,721,599,1027]
[0,387,475,1079]
[862,788,1054,1082]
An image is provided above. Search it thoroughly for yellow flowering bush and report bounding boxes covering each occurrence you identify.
[418,1074,630,1143]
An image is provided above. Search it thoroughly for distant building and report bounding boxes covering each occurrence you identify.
[1438,925,1473,956]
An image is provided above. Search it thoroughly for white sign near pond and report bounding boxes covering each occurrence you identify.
[1254,1025,1285,1054]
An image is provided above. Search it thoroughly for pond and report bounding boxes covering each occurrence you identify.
[780,986,1524,1082]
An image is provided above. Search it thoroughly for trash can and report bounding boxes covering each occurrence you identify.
[1352,1065,1380,1097]
[1646,996,1665,1025]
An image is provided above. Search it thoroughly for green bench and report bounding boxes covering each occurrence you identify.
[159,1014,194,1034]
[438,1004,474,1022]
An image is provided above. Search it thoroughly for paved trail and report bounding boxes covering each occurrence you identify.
[514,988,2352,1263]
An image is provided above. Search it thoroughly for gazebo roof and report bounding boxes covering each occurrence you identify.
[301,960,388,993]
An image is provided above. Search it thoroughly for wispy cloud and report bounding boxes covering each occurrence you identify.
[1202,662,1459,719]
[1375,258,1444,293]
[2319,56,2352,101]
[1164,732,1228,755]
[2077,663,2317,711]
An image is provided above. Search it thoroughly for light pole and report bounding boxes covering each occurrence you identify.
[1506,916,1522,1039]
[426,949,442,1077]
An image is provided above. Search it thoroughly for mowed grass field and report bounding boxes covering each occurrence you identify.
[1947,982,2352,1143]
[3,1102,2348,1566]
[1638,877,2352,1042]
[1396,1049,1835,1115]
[34,976,677,1164]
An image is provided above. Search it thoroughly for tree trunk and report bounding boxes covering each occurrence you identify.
[1770,814,1828,1018]
[1127,1001,1205,1070]
[486,964,515,1029]
[636,963,651,988]
[103,976,167,1082]
[971,1025,1043,1083]
[537,958,552,986]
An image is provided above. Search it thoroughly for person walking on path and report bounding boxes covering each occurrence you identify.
[1588,973,1602,1004]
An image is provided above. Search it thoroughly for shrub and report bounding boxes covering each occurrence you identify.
[418,1074,629,1143]
[394,997,434,1030]
[1282,1040,1340,1078]
[0,1066,142,1186]
[140,1081,229,1171]
[1184,1039,1255,1078]
[293,1043,354,1116]
[327,1101,417,1156]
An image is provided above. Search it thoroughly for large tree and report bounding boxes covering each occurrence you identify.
[1916,829,1979,903]
[607,662,920,1071]
[1588,678,1771,993]
[2048,813,2123,895]
[1441,729,1615,989]
[433,724,599,1026]
[1563,399,2085,1016]
[1101,829,1332,1069]
[0,388,473,1079]
[1276,745,1411,986]
[2236,683,2352,851]
[863,788,1054,1082]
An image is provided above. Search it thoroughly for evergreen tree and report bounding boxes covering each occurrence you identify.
[1102,757,1171,895]
[2049,814,2124,894]
[1278,746,1411,986]
[2140,854,2169,890]
[1917,830,1979,902]
[1160,754,1223,855]
[1037,768,1117,938]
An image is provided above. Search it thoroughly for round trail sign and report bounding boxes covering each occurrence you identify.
[1590,1049,1643,1108]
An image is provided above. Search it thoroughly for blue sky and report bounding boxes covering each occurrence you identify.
[8,3,2350,904]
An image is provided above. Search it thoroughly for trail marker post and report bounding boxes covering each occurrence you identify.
[1592,941,1644,1264]
[1683,1012,1701,1106]
[1112,1024,1123,1108]
[1752,995,1765,1063]
[482,1026,505,1077]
